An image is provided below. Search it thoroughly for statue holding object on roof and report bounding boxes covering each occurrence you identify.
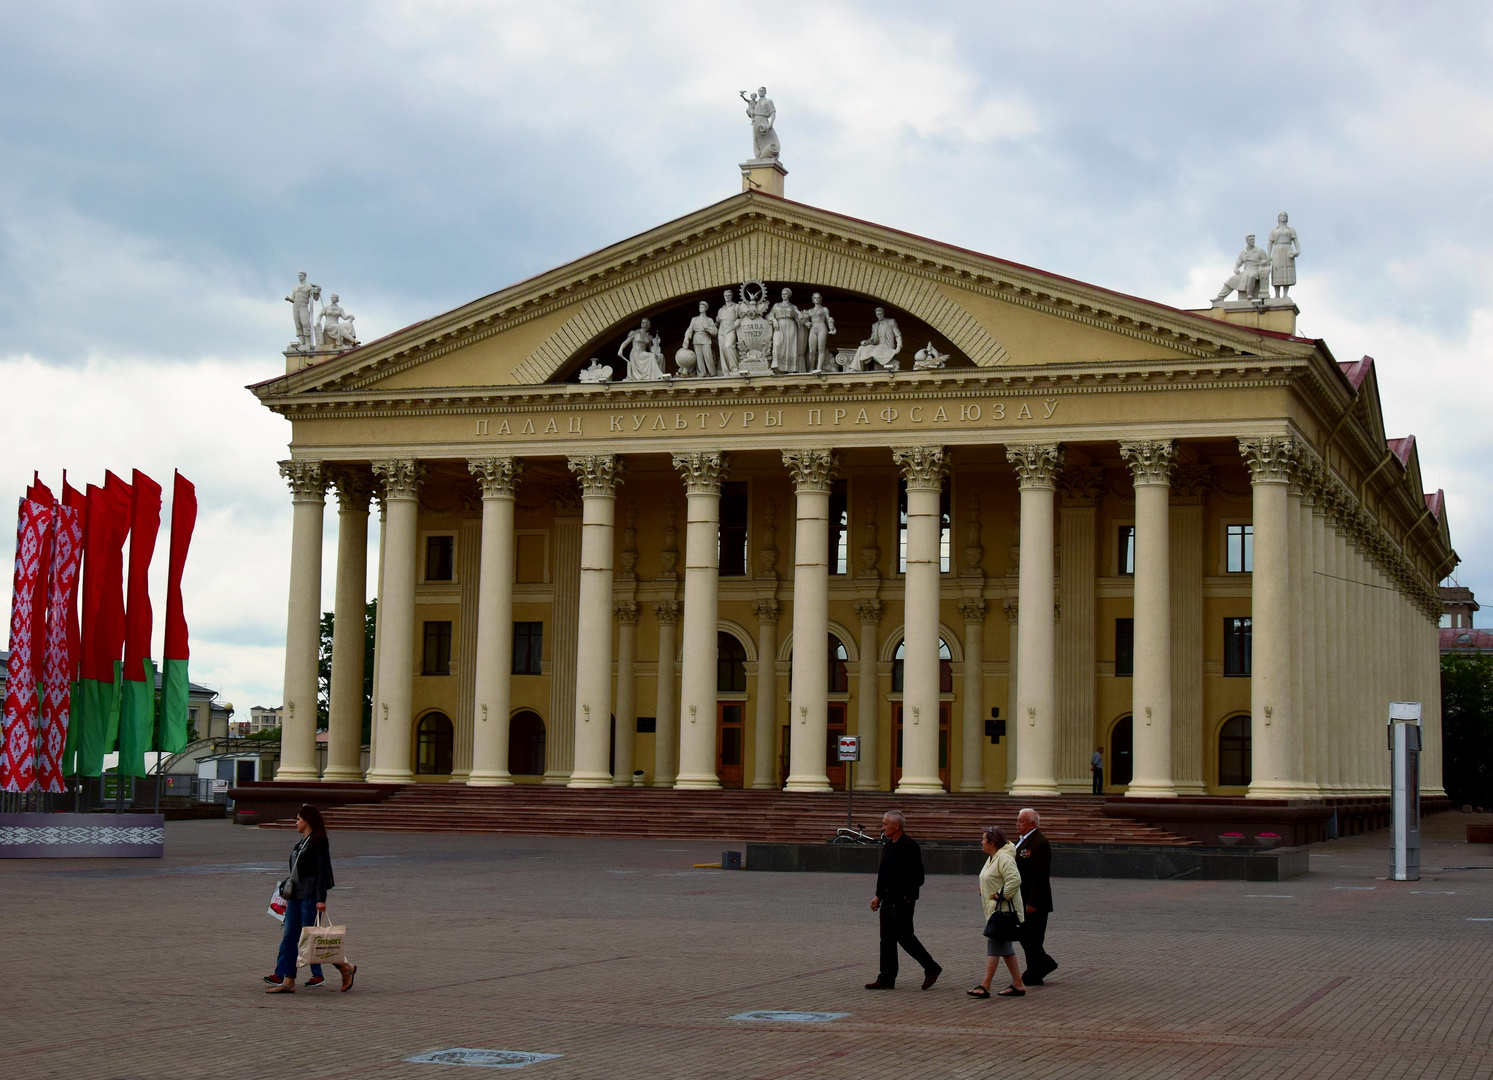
[741,87,780,161]
[619,318,668,381]
[286,271,317,351]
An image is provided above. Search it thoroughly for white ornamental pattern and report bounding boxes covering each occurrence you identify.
[0,824,165,846]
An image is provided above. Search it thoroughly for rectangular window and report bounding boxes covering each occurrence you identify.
[719,481,748,576]
[828,479,848,575]
[1440,614,1452,628]
[1118,526,1135,576]
[1227,524,1253,573]
[1115,618,1134,677]
[512,621,543,675]
[897,478,952,574]
[636,716,656,734]
[1224,617,1252,676]
[425,535,454,581]
[421,621,453,675]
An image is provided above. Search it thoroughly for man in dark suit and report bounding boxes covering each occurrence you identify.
[1014,807,1057,985]
[865,810,941,991]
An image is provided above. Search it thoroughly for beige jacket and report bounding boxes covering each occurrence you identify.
[979,843,1024,922]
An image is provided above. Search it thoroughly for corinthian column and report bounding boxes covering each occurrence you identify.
[893,445,948,795]
[1239,435,1299,798]
[1006,444,1063,796]
[853,599,884,790]
[567,454,621,787]
[467,457,522,786]
[958,598,987,792]
[783,448,837,792]
[751,599,782,789]
[673,451,728,790]
[367,459,425,783]
[277,460,328,782]
[1120,440,1177,798]
[612,602,639,787]
[652,600,681,786]
[324,468,373,782]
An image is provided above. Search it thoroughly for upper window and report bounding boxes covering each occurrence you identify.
[1118,526,1135,576]
[897,479,951,574]
[892,638,953,693]
[1115,618,1135,677]
[1224,617,1252,676]
[512,621,543,675]
[828,479,849,576]
[1227,524,1253,573]
[720,482,748,577]
[422,621,452,676]
[717,631,747,692]
[829,634,849,693]
[425,535,454,581]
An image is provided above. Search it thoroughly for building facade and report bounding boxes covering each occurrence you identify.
[252,188,1455,800]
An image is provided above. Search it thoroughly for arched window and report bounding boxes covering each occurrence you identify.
[509,711,546,776]
[1110,716,1133,787]
[1218,715,1252,786]
[829,634,849,693]
[892,638,953,693]
[416,712,454,775]
[717,632,747,692]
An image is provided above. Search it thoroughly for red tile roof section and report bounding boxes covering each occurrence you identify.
[1426,489,1445,519]
[1338,355,1374,389]
[1442,627,1493,652]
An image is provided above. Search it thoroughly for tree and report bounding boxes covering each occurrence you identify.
[317,599,378,743]
[1441,652,1493,808]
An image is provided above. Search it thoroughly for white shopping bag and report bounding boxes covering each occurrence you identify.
[268,886,287,923]
[297,910,348,968]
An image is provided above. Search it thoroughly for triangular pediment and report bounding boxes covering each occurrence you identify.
[252,191,1315,402]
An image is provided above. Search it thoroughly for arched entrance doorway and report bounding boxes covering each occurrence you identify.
[1218,715,1252,786]
[509,711,546,776]
[416,712,454,775]
[1110,716,1133,788]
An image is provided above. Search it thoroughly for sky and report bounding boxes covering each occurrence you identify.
[3,1,1492,712]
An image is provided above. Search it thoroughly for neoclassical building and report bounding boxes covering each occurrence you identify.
[252,177,1455,802]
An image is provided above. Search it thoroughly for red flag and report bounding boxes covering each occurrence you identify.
[122,470,161,684]
[95,471,133,681]
[24,474,54,685]
[78,485,108,684]
[36,504,82,792]
[3,499,51,791]
[163,472,196,662]
[61,477,88,683]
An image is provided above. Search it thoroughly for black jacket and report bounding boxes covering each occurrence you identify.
[288,834,336,904]
[1013,828,1053,913]
[876,834,925,905]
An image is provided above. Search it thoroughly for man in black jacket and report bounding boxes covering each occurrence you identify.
[1013,807,1057,985]
[866,810,941,991]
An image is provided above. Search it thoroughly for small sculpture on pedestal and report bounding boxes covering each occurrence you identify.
[1268,212,1300,298]
[741,87,780,161]
[913,342,948,370]
[578,359,613,383]
[286,271,318,351]
[1213,234,1274,303]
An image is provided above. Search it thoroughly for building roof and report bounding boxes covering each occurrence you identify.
[1442,627,1493,653]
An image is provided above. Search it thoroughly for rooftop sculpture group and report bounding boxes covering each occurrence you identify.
[1213,212,1300,304]
[286,271,360,352]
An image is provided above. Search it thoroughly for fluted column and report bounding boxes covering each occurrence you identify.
[547,491,583,783]
[958,598,987,792]
[368,496,387,772]
[893,446,948,794]
[1121,440,1177,799]
[367,460,425,783]
[853,599,883,791]
[277,461,329,782]
[652,601,681,786]
[751,600,782,789]
[1007,444,1063,796]
[1056,466,1102,791]
[324,468,373,782]
[784,449,838,792]
[612,602,639,787]
[567,454,621,788]
[467,458,522,786]
[1169,465,1209,795]
[1239,436,1300,798]
[673,451,728,790]
[1002,598,1019,792]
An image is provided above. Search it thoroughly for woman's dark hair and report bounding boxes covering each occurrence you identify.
[982,826,1007,848]
[297,804,328,838]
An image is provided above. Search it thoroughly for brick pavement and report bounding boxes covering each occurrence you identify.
[4,811,1493,1079]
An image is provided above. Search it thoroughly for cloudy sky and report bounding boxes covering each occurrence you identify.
[3,1,1490,711]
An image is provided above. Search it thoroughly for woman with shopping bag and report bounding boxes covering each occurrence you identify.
[265,804,356,993]
[967,826,1026,999]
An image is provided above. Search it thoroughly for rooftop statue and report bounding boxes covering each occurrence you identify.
[682,300,719,377]
[1212,235,1272,303]
[286,271,318,351]
[741,87,780,161]
[1268,212,1300,298]
[768,287,809,373]
[578,359,613,383]
[716,289,743,375]
[851,306,903,372]
[805,292,838,372]
[619,319,668,381]
[913,342,948,370]
[319,293,359,349]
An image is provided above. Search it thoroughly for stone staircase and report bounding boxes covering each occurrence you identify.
[265,786,1199,846]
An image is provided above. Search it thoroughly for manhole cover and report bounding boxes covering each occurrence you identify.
[406,1049,562,1068]
[730,1011,849,1023]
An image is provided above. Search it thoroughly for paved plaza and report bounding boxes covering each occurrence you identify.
[5,812,1493,1079]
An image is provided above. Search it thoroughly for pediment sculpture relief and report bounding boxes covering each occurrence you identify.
[285,270,360,352]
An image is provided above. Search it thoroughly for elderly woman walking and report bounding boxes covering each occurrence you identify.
[968,825,1026,998]
[265,804,355,994]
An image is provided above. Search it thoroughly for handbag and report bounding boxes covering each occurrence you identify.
[982,891,1022,940]
[297,910,348,968]
[279,838,307,899]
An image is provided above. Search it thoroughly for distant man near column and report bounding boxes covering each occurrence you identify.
[1014,807,1057,985]
[1091,747,1104,795]
[866,810,942,991]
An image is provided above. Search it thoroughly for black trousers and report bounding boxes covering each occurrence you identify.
[1021,909,1055,976]
[1092,768,1103,795]
[879,899,937,983]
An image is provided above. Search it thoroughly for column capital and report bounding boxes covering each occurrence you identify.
[958,597,987,623]
[1002,597,1019,623]
[614,601,640,626]
[654,599,682,625]
[1238,435,1299,485]
[1119,440,1177,487]
[671,450,729,495]
[469,457,524,499]
[567,454,622,497]
[753,598,783,625]
[279,460,329,503]
[1289,447,1327,504]
[782,448,839,493]
[891,445,949,490]
[328,466,374,511]
[1057,465,1104,507]
[371,459,425,501]
[1005,444,1064,488]
[853,598,884,625]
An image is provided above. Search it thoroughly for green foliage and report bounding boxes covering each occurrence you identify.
[246,726,282,741]
[318,599,378,743]
[1441,652,1493,808]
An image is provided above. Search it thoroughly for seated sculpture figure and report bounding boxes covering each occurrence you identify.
[851,307,903,372]
[320,294,359,348]
[1213,235,1272,302]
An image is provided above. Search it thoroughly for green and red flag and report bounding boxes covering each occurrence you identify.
[160,472,196,754]
[75,474,132,777]
[118,470,160,778]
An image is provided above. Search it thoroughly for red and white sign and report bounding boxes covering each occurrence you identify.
[837,735,861,762]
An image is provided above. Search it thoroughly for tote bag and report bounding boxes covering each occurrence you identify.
[297,910,348,967]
